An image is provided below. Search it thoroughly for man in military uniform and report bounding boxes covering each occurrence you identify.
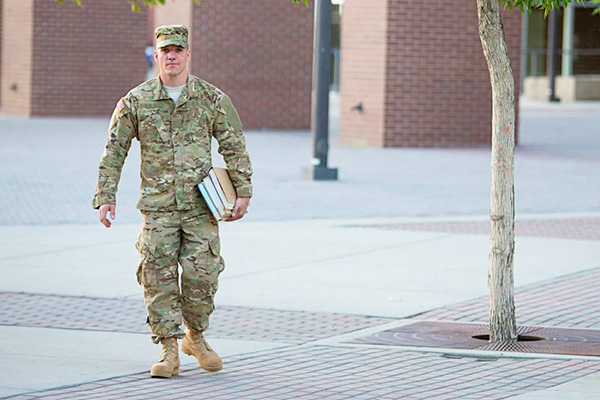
[92,25,252,378]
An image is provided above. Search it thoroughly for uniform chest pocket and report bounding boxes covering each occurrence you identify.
[191,126,211,146]
[139,111,172,143]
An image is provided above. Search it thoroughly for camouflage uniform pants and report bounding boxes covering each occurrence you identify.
[135,208,224,344]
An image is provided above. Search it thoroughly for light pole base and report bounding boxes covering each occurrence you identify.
[302,166,338,181]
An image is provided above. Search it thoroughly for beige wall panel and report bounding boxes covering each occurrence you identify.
[339,0,388,147]
[1,0,33,116]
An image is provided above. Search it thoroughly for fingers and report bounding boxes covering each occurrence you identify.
[99,209,111,228]
[109,205,116,220]
[99,204,114,228]
[231,205,240,220]
[224,208,240,222]
[225,203,247,222]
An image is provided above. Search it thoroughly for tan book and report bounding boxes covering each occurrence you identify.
[198,167,236,221]
[211,167,237,209]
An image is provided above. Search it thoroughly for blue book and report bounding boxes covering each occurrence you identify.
[197,182,221,220]
[203,174,227,216]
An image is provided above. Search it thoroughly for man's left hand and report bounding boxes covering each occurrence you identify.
[225,197,250,222]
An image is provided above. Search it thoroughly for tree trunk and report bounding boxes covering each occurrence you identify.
[476,0,517,343]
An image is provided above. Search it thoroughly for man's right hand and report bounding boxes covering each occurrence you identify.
[99,204,116,228]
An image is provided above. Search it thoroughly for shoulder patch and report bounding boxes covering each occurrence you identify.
[116,98,126,116]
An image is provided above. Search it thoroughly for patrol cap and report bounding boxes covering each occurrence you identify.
[155,25,189,49]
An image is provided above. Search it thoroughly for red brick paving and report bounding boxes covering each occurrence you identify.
[418,267,600,329]
[364,217,600,241]
[0,292,390,344]
[8,346,600,400]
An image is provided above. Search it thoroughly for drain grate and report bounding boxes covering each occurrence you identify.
[348,321,600,357]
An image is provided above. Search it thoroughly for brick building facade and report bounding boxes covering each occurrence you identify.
[339,0,522,147]
[1,0,147,117]
[152,0,314,130]
[189,0,314,130]
[0,0,313,130]
[1,0,523,147]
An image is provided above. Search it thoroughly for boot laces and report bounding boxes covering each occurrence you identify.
[160,338,177,361]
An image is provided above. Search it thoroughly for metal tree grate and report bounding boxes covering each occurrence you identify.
[348,321,600,357]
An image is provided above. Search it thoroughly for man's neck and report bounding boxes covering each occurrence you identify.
[160,73,187,88]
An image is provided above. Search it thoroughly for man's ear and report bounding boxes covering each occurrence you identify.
[154,49,159,62]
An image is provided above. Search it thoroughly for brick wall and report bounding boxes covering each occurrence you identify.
[26,1,147,116]
[338,0,388,147]
[340,1,521,148]
[1,0,33,116]
[190,0,313,130]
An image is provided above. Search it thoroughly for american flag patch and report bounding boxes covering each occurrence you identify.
[116,98,125,115]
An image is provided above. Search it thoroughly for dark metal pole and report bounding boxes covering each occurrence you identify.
[547,9,560,102]
[302,0,338,181]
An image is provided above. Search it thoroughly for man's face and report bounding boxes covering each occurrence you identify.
[154,45,190,78]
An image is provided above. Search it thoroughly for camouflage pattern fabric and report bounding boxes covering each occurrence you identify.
[92,74,253,210]
[136,207,224,344]
[92,74,252,344]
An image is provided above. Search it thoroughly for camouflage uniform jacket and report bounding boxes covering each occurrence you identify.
[92,74,253,211]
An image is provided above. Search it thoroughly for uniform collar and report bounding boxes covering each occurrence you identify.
[153,74,197,103]
[152,77,169,101]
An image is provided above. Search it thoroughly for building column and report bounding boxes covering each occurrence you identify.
[520,12,529,94]
[152,0,193,75]
[338,0,388,147]
[340,0,521,148]
[562,3,575,77]
[1,0,34,116]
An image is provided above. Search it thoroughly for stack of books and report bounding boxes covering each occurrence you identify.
[197,167,237,221]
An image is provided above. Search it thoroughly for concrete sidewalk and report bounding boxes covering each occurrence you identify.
[0,98,599,399]
[1,214,600,399]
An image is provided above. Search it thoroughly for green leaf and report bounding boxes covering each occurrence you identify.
[131,3,141,12]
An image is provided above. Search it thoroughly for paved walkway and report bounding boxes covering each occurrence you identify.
[0,98,599,399]
[1,97,599,225]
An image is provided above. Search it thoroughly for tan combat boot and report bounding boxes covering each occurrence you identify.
[181,329,223,372]
[150,337,180,378]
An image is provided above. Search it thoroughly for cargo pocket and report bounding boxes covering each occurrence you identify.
[208,237,220,256]
[135,237,158,287]
[208,237,225,274]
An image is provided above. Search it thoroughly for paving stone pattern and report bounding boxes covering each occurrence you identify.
[2,107,599,226]
[0,292,390,344]
[363,217,600,241]
[417,266,600,329]
[8,346,600,400]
